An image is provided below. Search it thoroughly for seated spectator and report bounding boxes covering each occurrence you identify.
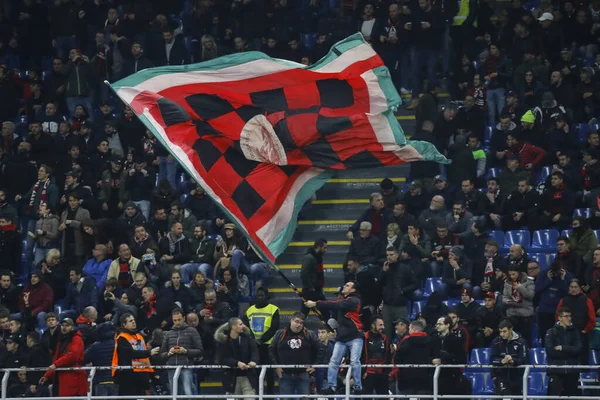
[0,272,20,312]
[490,319,528,396]
[479,241,507,292]
[460,221,487,263]
[399,223,432,262]
[482,177,506,230]
[442,246,473,298]
[503,265,535,345]
[382,223,401,257]
[446,200,473,237]
[82,244,112,291]
[158,221,191,271]
[555,279,596,364]
[475,292,505,347]
[114,201,147,247]
[76,306,98,347]
[556,236,584,281]
[0,214,22,277]
[418,196,449,237]
[503,178,539,231]
[569,217,598,264]
[505,134,546,173]
[391,201,416,235]
[536,260,570,344]
[430,223,459,277]
[429,175,455,207]
[32,202,59,267]
[506,244,529,274]
[456,288,480,344]
[163,271,192,314]
[403,181,431,217]
[550,153,579,191]
[168,201,198,239]
[546,114,575,163]
[188,272,213,310]
[129,224,159,259]
[181,223,215,283]
[107,244,141,289]
[380,178,401,209]
[347,192,394,240]
[63,267,97,318]
[455,179,484,217]
[138,285,174,334]
[18,270,53,329]
[346,221,380,267]
[499,155,529,195]
[538,172,574,231]
[184,185,218,227]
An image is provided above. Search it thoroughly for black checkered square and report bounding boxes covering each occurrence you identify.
[193,139,223,171]
[186,94,235,120]
[300,137,341,168]
[223,147,260,178]
[231,180,266,219]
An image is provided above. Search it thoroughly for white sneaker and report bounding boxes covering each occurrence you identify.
[400,87,410,95]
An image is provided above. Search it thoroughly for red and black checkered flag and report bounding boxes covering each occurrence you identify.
[110,34,447,263]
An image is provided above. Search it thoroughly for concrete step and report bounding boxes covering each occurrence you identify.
[300,206,364,220]
[270,264,345,288]
[276,251,348,265]
[293,221,352,241]
[283,241,349,255]
[318,178,406,199]
[330,164,410,179]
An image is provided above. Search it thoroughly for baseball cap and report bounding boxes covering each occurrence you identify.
[111,155,123,164]
[538,12,554,21]
[409,181,422,189]
[6,334,19,343]
[393,318,409,326]
[483,292,496,300]
[434,175,446,183]
[60,317,75,326]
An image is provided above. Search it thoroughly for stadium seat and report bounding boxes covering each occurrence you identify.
[580,371,599,394]
[528,372,548,395]
[594,230,600,242]
[443,298,459,309]
[302,33,317,50]
[465,372,494,395]
[528,253,547,270]
[503,230,531,250]
[590,350,599,365]
[537,166,552,185]
[530,348,547,369]
[475,300,484,306]
[487,167,503,178]
[531,229,559,252]
[577,123,591,144]
[410,300,426,319]
[483,126,493,146]
[180,194,188,203]
[468,348,491,372]
[486,230,504,245]
[573,208,592,219]
[530,324,542,348]
[424,277,443,298]
[561,229,572,238]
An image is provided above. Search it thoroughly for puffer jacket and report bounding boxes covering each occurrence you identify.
[160,322,204,365]
[545,322,582,374]
[490,330,528,381]
[84,323,117,384]
[214,323,259,394]
[503,272,535,317]
[380,260,418,306]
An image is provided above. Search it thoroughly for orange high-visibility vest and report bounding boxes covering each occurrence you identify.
[112,332,154,376]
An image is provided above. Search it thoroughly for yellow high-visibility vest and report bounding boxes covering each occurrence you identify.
[246,304,279,344]
[453,0,477,27]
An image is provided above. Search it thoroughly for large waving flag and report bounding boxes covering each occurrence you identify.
[109,33,448,264]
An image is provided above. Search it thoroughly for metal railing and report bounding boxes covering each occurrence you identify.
[0,364,599,400]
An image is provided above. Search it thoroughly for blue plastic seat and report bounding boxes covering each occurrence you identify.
[580,371,598,393]
[537,166,553,184]
[594,230,600,242]
[503,230,531,250]
[531,229,559,252]
[483,126,493,146]
[573,208,592,219]
[561,229,572,238]
[410,300,426,319]
[467,348,491,372]
[590,350,599,365]
[528,372,548,395]
[530,348,547,370]
[487,167,503,178]
[443,298,459,309]
[302,33,317,50]
[528,253,547,270]
[424,277,443,298]
[486,230,504,245]
[577,123,591,144]
[465,372,494,395]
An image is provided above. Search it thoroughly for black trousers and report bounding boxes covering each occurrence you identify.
[494,378,523,396]
[362,373,388,400]
[538,312,556,345]
[259,344,275,395]
[547,373,580,397]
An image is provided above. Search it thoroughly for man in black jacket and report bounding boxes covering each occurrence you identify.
[475,292,505,347]
[269,312,320,396]
[25,331,51,396]
[380,247,418,341]
[545,307,582,396]
[346,257,379,330]
[304,281,364,395]
[215,318,259,398]
[158,222,191,270]
[347,193,394,239]
[503,178,539,231]
[0,272,20,312]
[490,319,528,396]
[346,221,380,267]
[362,316,391,399]
[395,320,434,395]
[0,214,22,277]
[300,238,327,317]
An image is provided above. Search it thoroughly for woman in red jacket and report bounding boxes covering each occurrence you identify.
[39,318,88,396]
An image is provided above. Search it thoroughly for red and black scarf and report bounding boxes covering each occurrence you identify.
[144,294,158,318]
[28,179,49,213]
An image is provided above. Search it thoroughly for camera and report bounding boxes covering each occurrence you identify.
[142,254,153,262]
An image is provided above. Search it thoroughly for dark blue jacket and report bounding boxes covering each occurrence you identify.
[64,276,98,314]
[491,331,528,381]
[535,270,570,313]
[349,207,394,239]
[84,323,117,384]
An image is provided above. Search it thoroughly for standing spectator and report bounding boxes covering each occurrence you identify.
[304,281,364,395]
[0,214,22,277]
[346,257,379,329]
[25,331,51,397]
[362,316,391,399]
[63,267,98,318]
[300,238,327,317]
[84,322,118,397]
[243,287,279,395]
[347,193,394,240]
[503,265,535,344]
[395,320,434,396]
[447,200,473,237]
[114,202,147,247]
[112,313,160,396]
[555,279,596,364]
[32,202,59,266]
[39,317,88,397]
[18,271,53,328]
[380,247,417,341]
[168,201,197,239]
[569,217,598,264]
[376,3,412,94]
[82,245,112,291]
[42,313,60,357]
[545,307,582,397]
[538,172,575,230]
[269,312,320,396]
[475,292,505,347]
[152,29,190,67]
[63,49,94,118]
[490,319,528,396]
[160,308,204,397]
[536,261,570,343]
[215,318,259,399]
[125,157,155,220]
[138,286,174,334]
[442,246,473,298]
[556,238,584,282]
[59,193,90,268]
[163,271,192,314]
[0,272,20,312]
[76,306,98,347]
[129,225,159,260]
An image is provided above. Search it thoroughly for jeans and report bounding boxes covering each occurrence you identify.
[66,96,94,120]
[486,88,505,125]
[168,368,196,397]
[133,200,151,220]
[94,383,119,397]
[279,373,310,397]
[33,247,52,269]
[231,249,250,275]
[250,262,270,285]
[327,338,363,390]
[411,48,438,98]
[159,156,178,188]
[180,263,213,283]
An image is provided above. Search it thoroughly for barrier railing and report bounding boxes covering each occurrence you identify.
[0,364,598,400]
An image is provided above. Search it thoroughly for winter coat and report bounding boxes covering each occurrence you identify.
[110,298,138,325]
[115,205,147,245]
[315,292,363,342]
[535,271,570,313]
[162,284,193,313]
[490,330,528,380]
[399,232,433,259]
[44,331,88,396]
[64,276,97,314]
[35,214,60,248]
[129,235,159,259]
[18,280,53,316]
[300,248,323,291]
[184,193,218,222]
[107,257,141,282]
[349,207,395,238]
[214,323,259,393]
[503,273,535,317]
[569,228,598,264]
[380,260,417,306]
[394,332,434,389]
[84,323,117,384]
[158,233,191,264]
[100,169,129,204]
[545,322,582,374]
[190,236,215,265]
[475,305,505,336]
[556,293,596,333]
[21,179,60,217]
[418,208,450,237]
[0,224,21,274]
[442,255,473,297]
[60,206,91,257]
[82,257,112,290]
[160,322,203,365]
[347,235,380,265]
[63,60,94,97]
[76,314,97,347]
[26,342,51,386]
